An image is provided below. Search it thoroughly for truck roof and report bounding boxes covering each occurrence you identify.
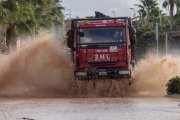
[72,17,131,21]
[71,17,132,28]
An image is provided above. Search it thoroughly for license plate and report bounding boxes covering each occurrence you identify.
[99,71,107,76]
[109,46,118,52]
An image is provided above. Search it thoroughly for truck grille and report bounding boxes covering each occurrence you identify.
[89,62,116,67]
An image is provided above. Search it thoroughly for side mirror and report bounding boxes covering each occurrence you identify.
[129,27,136,34]
[78,32,85,37]
[131,34,136,45]
[66,30,73,48]
[129,27,136,45]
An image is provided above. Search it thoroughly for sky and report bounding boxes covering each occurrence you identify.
[61,0,167,19]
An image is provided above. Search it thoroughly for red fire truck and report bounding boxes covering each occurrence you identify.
[67,17,136,83]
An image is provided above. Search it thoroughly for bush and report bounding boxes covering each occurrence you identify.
[166,76,180,95]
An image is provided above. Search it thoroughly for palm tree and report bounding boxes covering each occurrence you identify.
[0,0,64,51]
[33,0,64,31]
[162,0,178,29]
[1,0,36,47]
[175,0,180,15]
[0,1,12,52]
[173,0,180,26]
[137,0,159,28]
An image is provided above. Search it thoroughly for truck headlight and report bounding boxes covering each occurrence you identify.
[76,72,87,76]
[119,70,130,75]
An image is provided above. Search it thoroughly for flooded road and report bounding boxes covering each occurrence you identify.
[0,35,179,120]
[0,97,179,120]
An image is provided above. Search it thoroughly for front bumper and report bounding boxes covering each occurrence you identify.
[75,68,132,80]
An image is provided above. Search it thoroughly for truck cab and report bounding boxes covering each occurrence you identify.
[67,17,136,80]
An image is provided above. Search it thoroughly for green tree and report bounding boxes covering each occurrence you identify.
[175,0,180,15]
[0,0,64,51]
[32,0,64,31]
[173,0,180,26]
[137,0,159,28]
[135,0,168,59]
[1,0,36,46]
[162,0,180,29]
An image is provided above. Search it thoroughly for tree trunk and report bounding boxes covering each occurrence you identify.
[5,27,13,53]
[176,5,180,15]
[5,27,17,52]
[6,28,11,47]
[0,28,7,54]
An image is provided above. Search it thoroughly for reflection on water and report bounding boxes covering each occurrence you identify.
[0,97,179,120]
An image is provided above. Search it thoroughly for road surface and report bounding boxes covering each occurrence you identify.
[0,97,179,120]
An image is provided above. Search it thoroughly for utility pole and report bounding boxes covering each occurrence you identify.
[159,11,162,30]
[112,11,115,17]
[165,33,168,55]
[66,9,71,19]
[130,8,136,18]
[155,23,159,55]
[68,9,71,19]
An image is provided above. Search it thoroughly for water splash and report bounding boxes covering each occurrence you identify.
[132,54,180,96]
[0,34,74,97]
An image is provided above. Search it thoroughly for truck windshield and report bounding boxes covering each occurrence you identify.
[79,27,125,44]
